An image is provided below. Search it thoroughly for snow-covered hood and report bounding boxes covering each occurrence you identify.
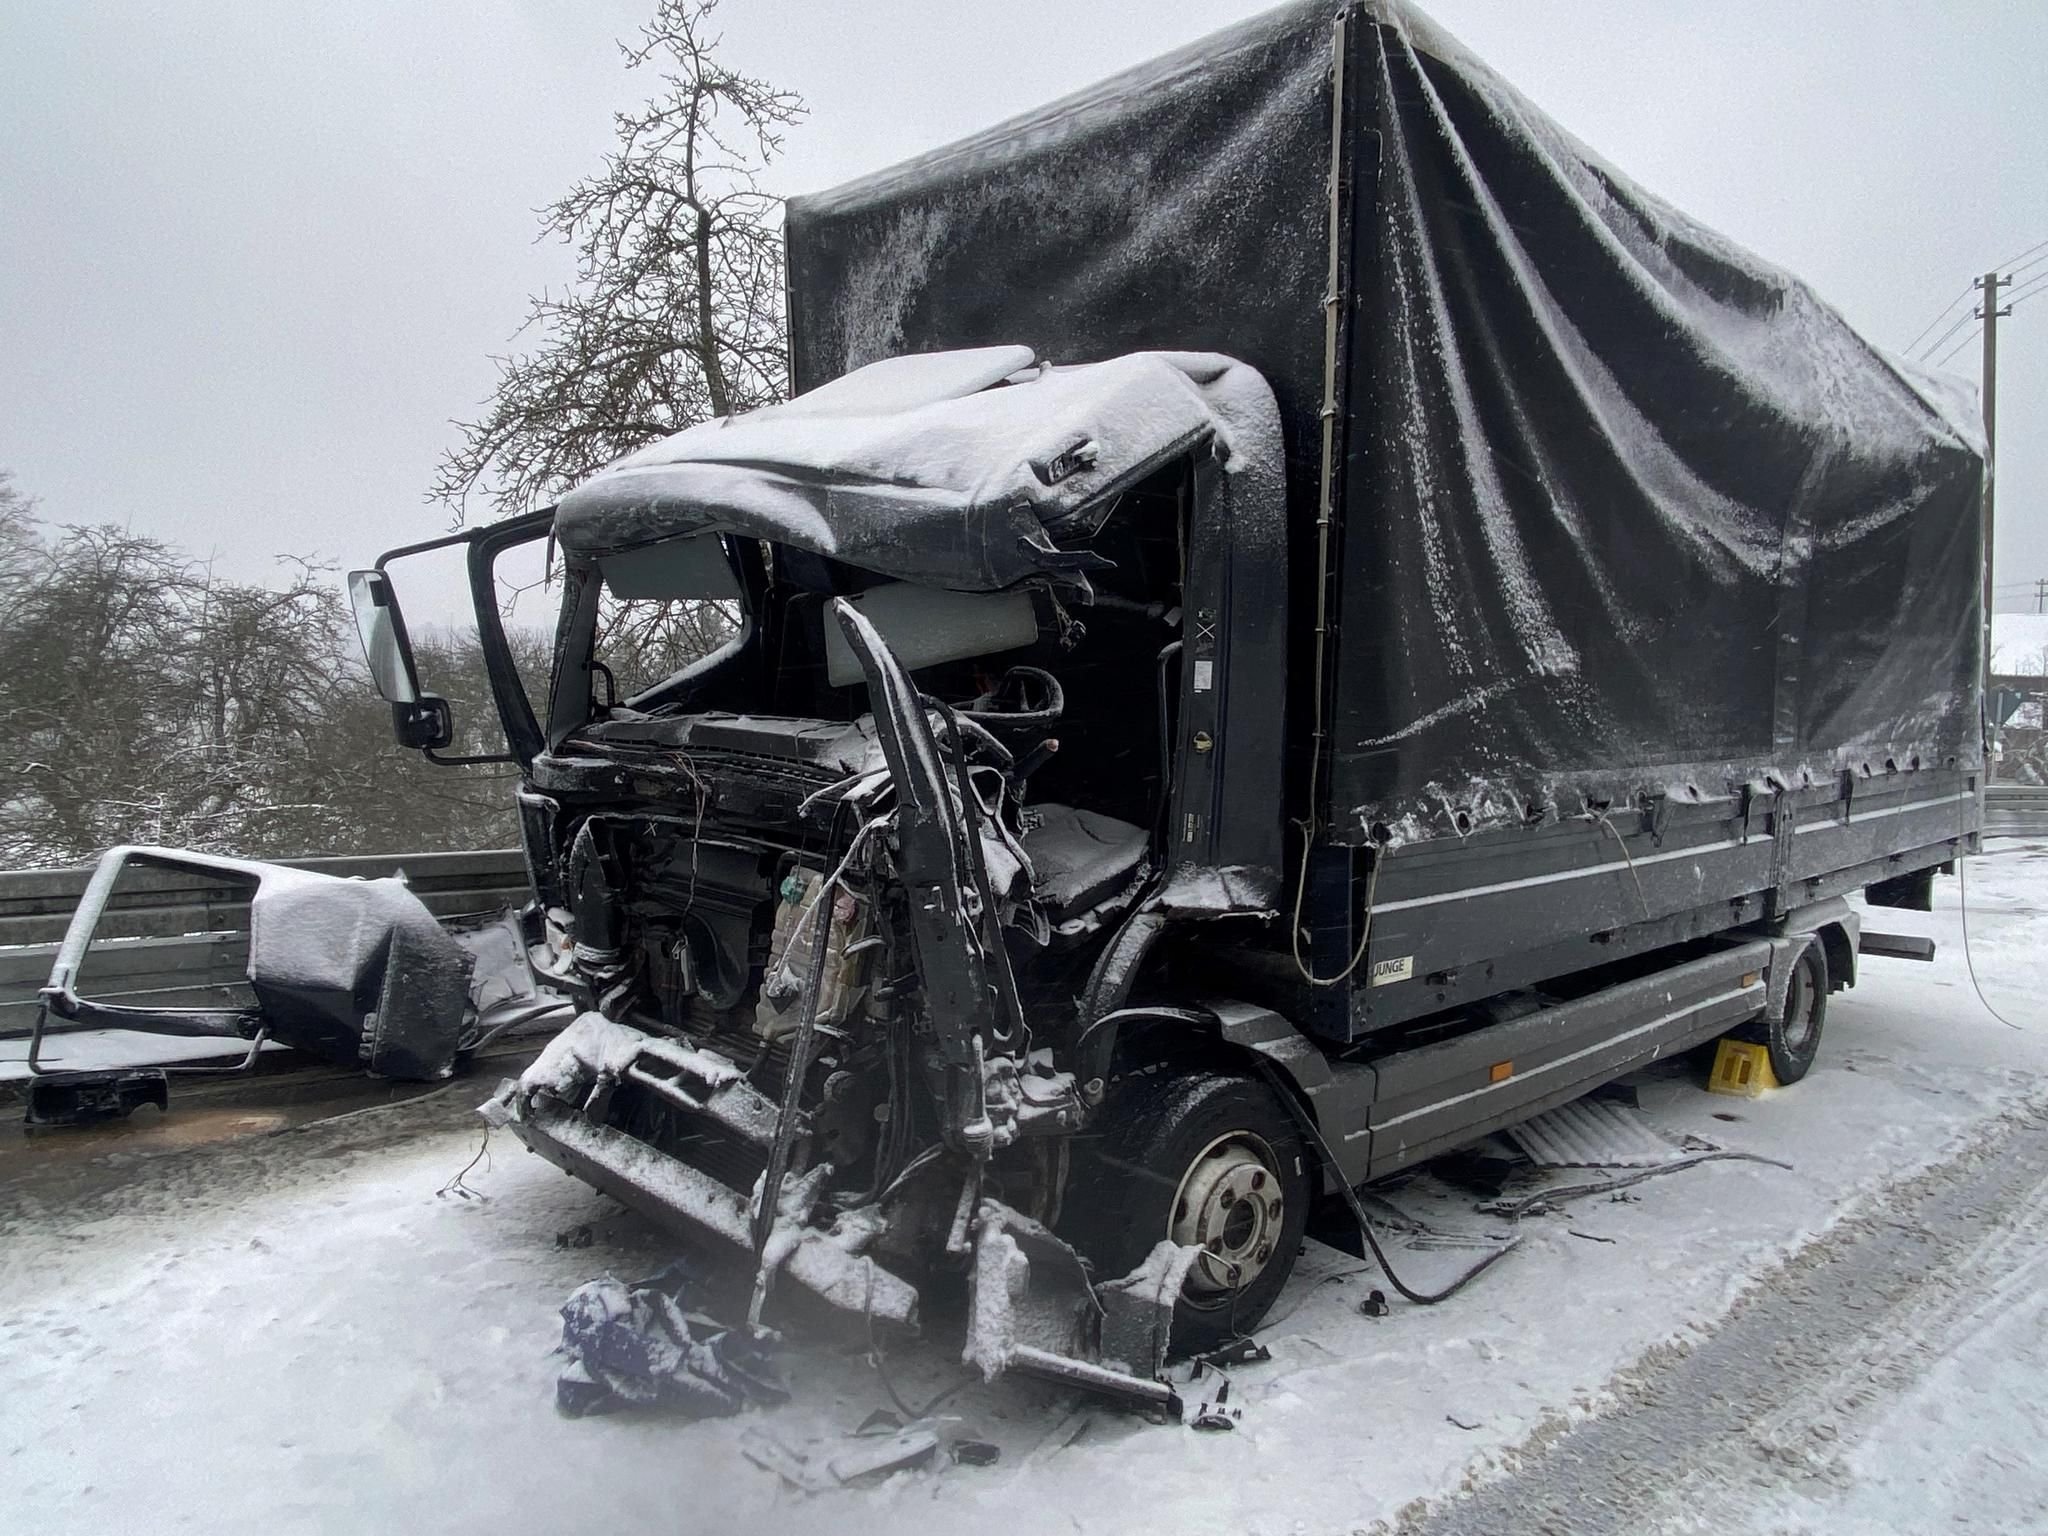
[553,347,1280,591]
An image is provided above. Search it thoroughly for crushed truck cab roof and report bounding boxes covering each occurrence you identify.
[552,347,1283,589]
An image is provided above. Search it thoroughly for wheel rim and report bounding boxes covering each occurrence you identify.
[1169,1130,1286,1302]
[1782,955,1819,1054]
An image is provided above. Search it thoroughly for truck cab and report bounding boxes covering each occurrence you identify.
[355,348,1326,1385]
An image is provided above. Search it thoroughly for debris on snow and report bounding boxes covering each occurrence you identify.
[553,1263,787,1420]
[1507,1097,1691,1169]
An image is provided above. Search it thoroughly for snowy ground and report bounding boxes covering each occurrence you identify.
[3,840,2047,1535]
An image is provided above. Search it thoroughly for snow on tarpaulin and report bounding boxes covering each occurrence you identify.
[785,0,1986,845]
[553,349,1284,594]
[1333,2,1984,839]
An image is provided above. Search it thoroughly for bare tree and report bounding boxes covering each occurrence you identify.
[0,470,39,583]
[0,478,524,866]
[433,0,804,522]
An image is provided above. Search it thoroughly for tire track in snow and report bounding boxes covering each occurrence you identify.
[1401,1100,2048,1536]
[1735,1149,2048,1488]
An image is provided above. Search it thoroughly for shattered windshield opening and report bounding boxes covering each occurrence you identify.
[602,595,744,705]
[594,530,747,706]
[550,462,1192,840]
[547,531,753,734]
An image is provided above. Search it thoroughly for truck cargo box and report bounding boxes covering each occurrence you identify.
[786,0,1984,1038]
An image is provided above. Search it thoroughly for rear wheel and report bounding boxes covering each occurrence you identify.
[1737,942,1828,1085]
[1064,1070,1311,1352]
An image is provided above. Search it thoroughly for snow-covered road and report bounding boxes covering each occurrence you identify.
[3,840,2046,1536]
[1411,1098,2048,1536]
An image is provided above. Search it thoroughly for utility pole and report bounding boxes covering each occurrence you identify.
[2037,577,2047,614]
[1979,270,2012,781]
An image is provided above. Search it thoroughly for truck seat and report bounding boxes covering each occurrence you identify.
[1020,804,1150,921]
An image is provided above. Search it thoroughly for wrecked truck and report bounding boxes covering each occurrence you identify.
[350,0,1986,1397]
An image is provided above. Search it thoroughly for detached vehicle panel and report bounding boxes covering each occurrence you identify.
[352,0,1985,1393]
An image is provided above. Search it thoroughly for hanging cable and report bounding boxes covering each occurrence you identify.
[1256,1062,1521,1305]
[1287,13,1359,988]
[1587,809,1651,919]
[1959,850,2027,1031]
[1289,835,1388,985]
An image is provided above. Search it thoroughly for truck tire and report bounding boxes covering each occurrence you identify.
[1739,942,1829,1085]
[1065,1071,1311,1353]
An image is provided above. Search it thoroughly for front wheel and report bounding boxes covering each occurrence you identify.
[1063,1070,1312,1353]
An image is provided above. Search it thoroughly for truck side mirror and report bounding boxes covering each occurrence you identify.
[347,569,455,753]
[348,570,420,703]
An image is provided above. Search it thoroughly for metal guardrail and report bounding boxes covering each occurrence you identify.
[0,849,530,1036]
[0,790,2039,1039]
[1987,783,2048,838]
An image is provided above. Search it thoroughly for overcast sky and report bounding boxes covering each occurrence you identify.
[3,0,2045,630]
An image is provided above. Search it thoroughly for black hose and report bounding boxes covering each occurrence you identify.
[1959,852,2027,1031]
[1256,1062,1521,1307]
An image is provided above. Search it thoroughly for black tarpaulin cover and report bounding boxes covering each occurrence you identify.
[785,0,1985,849]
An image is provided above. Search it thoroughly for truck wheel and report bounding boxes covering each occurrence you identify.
[1740,943,1829,1085]
[1066,1071,1311,1353]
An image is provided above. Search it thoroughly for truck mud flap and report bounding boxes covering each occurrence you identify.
[963,1199,1192,1414]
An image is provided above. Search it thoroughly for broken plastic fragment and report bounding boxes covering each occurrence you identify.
[825,1428,940,1484]
[554,1264,787,1419]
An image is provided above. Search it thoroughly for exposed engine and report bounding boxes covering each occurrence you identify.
[484,603,1187,1396]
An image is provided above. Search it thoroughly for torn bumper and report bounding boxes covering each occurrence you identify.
[485,1013,919,1330]
[490,1013,1196,1411]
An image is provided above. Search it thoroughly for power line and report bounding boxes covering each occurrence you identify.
[1993,236,2048,274]
[1916,308,1977,360]
[2008,247,2048,284]
[1933,322,1982,370]
[1906,284,1977,354]
[1900,243,2048,354]
[2006,271,2048,312]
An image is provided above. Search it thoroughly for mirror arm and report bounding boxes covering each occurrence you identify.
[357,505,555,765]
